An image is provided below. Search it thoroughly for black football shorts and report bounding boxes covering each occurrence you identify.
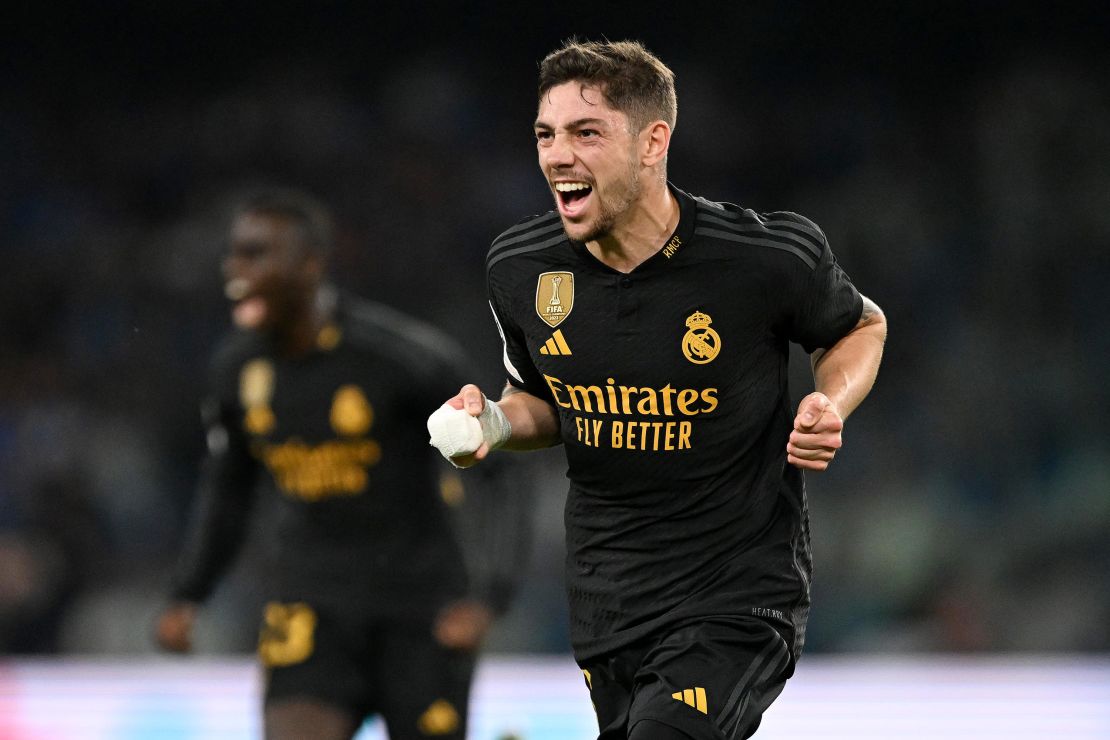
[258,600,475,739]
[580,615,796,739]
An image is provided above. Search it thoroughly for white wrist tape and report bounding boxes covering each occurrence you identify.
[427,398,511,460]
[476,399,512,450]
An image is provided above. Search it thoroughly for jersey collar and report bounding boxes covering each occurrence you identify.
[569,182,699,275]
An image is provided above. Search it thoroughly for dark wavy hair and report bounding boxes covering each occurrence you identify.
[538,39,677,134]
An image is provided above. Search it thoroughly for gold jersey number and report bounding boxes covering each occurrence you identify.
[258,602,317,667]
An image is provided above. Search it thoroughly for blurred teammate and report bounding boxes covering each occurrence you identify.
[156,189,528,740]
[427,40,887,739]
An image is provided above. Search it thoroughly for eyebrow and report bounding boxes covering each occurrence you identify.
[533,117,610,131]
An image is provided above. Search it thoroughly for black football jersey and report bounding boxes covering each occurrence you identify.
[170,293,526,618]
[486,186,862,659]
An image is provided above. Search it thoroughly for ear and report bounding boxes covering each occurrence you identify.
[640,120,671,167]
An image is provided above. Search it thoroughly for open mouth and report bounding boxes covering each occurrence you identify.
[225,278,268,329]
[555,181,593,217]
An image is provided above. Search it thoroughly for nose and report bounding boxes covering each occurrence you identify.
[543,132,575,169]
[222,251,248,284]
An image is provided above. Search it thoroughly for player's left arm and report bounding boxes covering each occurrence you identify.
[432,450,535,651]
[788,295,886,471]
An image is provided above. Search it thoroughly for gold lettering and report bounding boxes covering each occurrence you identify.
[636,388,658,415]
[261,438,380,500]
[544,374,572,409]
[700,388,718,413]
[679,421,692,449]
[608,420,694,451]
[538,374,718,418]
[663,235,682,258]
[566,383,605,413]
[660,384,676,416]
[362,439,381,466]
[345,467,367,491]
[575,417,606,447]
[605,378,619,412]
[619,385,637,415]
[677,388,699,415]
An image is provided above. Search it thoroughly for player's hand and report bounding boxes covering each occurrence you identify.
[154,602,199,653]
[787,392,843,471]
[433,600,494,651]
[448,385,492,468]
[428,384,511,468]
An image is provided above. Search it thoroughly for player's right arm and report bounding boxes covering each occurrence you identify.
[431,227,564,466]
[434,383,560,468]
[496,385,561,448]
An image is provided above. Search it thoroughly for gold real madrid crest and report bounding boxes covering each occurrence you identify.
[330,384,374,437]
[536,271,574,328]
[682,311,721,364]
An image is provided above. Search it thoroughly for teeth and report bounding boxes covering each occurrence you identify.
[555,182,592,192]
[225,278,251,301]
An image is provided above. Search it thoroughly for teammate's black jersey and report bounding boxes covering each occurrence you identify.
[487,185,863,660]
[171,293,527,618]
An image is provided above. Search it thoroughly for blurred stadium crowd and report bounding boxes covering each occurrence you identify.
[1,4,1107,657]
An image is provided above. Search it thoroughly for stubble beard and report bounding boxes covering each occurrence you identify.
[561,157,641,243]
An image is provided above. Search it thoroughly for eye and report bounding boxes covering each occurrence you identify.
[577,129,599,139]
[535,130,553,144]
[232,242,268,260]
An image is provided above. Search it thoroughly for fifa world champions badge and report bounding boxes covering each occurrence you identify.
[536,271,575,328]
[682,311,721,364]
[240,358,277,434]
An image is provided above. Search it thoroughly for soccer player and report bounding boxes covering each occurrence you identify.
[426,40,887,739]
[155,189,528,740]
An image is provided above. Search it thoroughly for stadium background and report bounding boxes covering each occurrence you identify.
[1,1,1108,736]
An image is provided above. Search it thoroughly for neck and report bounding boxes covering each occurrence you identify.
[275,284,336,356]
[586,179,679,273]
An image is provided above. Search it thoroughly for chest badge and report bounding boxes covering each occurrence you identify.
[330,385,374,436]
[682,311,721,364]
[536,271,575,328]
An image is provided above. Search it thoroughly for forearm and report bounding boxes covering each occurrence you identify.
[497,384,561,450]
[811,295,887,419]
[170,455,256,602]
[455,456,534,614]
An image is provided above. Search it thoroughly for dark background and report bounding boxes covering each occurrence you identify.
[2,1,1108,655]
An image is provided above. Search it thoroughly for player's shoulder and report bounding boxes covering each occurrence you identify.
[340,294,471,372]
[209,330,268,375]
[203,329,269,396]
[486,209,565,275]
[691,195,828,271]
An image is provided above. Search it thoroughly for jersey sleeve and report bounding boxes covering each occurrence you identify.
[428,328,534,615]
[774,212,863,353]
[442,454,534,615]
[487,268,554,402]
[168,346,260,604]
[383,309,535,615]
